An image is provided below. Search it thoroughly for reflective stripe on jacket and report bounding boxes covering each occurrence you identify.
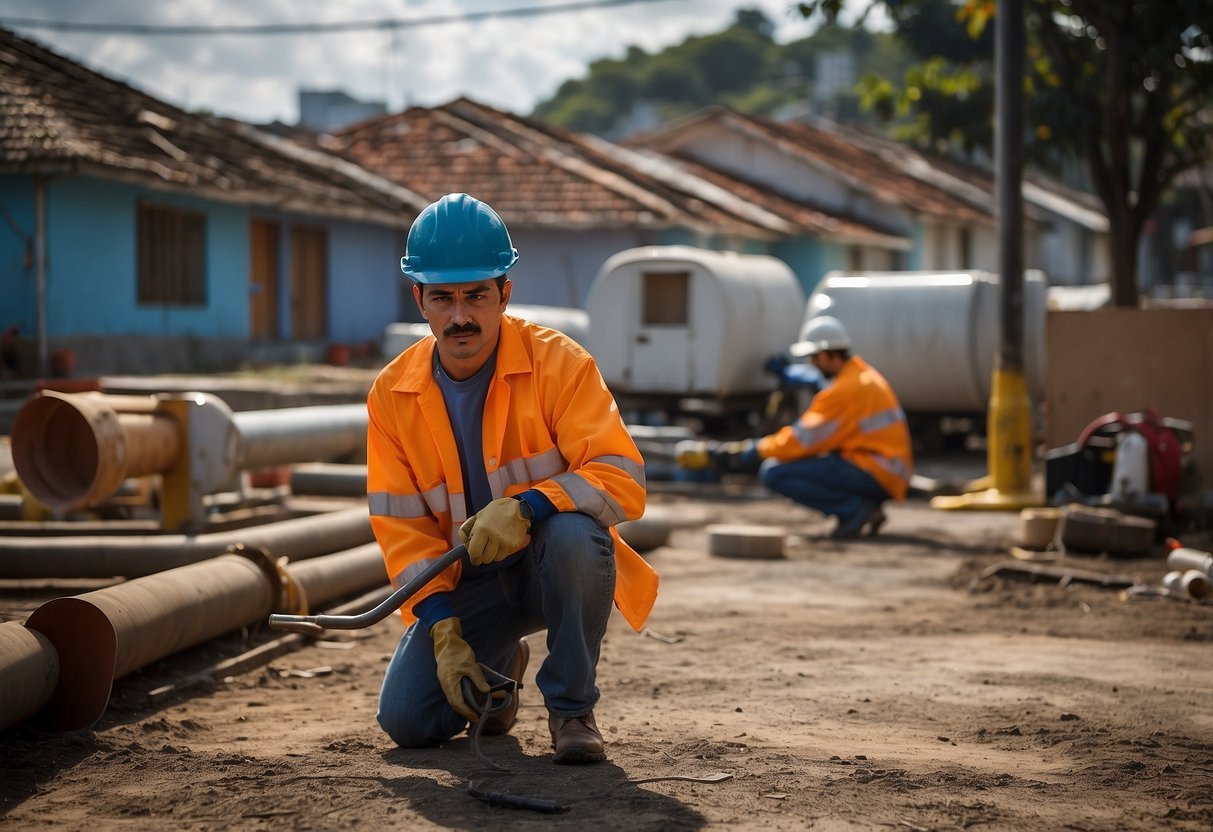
[756,355,913,501]
[366,315,658,630]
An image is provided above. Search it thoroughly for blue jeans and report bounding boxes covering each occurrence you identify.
[759,453,889,520]
[376,512,616,748]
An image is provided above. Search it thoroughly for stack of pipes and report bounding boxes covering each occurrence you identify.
[0,392,391,734]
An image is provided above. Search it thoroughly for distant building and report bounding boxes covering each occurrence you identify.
[0,28,423,376]
[813,51,855,104]
[297,89,387,134]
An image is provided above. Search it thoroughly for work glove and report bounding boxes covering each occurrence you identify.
[431,617,490,722]
[459,497,532,566]
[675,440,713,471]
[675,439,761,475]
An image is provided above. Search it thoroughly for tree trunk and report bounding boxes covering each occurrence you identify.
[1106,206,1141,307]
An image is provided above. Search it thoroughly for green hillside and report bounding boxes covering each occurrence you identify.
[530,8,911,136]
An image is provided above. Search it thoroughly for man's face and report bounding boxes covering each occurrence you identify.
[413,279,511,378]
[810,351,845,379]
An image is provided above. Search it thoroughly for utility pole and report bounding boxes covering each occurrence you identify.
[933,0,1038,511]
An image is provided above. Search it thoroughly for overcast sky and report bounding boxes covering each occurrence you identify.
[2,0,850,124]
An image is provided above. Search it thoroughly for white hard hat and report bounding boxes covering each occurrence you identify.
[790,315,851,357]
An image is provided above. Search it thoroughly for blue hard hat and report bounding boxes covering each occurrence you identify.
[400,193,519,284]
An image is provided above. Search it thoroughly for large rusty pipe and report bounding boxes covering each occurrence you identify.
[234,405,367,471]
[18,540,388,733]
[0,505,373,579]
[11,393,366,512]
[11,391,179,511]
[0,622,60,732]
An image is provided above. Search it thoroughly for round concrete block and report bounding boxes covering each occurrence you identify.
[1017,506,1062,550]
[618,516,672,552]
[706,524,785,560]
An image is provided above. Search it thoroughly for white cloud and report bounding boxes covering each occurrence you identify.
[5,0,828,123]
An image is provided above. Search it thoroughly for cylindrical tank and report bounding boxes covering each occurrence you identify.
[802,270,1048,413]
[585,246,805,398]
[381,322,432,359]
[506,305,591,346]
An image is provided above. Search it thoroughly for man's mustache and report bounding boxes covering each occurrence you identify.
[443,322,481,337]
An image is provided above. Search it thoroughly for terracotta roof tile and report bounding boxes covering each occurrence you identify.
[332,98,780,237]
[0,27,424,227]
[631,107,994,226]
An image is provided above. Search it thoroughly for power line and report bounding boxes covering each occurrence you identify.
[1,0,684,36]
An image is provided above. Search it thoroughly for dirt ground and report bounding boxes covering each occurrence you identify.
[3,481,1213,831]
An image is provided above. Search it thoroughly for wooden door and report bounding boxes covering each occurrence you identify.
[249,219,280,340]
[290,226,328,339]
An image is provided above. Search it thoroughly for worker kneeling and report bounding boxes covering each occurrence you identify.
[369,194,657,764]
[677,316,913,539]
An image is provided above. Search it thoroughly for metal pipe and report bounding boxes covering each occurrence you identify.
[0,505,372,579]
[0,622,59,732]
[234,405,366,471]
[1167,546,1213,578]
[287,542,386,609]
[19,540,389,733]
[290,463,368,497]
[40,554,275,682]
[11,391,179,511]
[11,393,366,513]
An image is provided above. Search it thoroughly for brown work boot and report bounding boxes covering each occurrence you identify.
[548,709,607,764]
[863,503,887,537]
[482,638,529,736]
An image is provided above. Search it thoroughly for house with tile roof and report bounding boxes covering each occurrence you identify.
[0,27,425,376]
[326,97,912,308]
[629,107,1109,289]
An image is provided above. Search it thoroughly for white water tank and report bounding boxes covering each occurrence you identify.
[585,246,805,398]
[802,270,1049,413]
[506,304,590,346]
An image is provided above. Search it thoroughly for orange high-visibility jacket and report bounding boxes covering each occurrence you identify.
[366,315,658,631]
[756,355,913,501]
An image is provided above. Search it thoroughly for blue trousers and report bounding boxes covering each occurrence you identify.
[376,512,616,748]
[759,453,889,520]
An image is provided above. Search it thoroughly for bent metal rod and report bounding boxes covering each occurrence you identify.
[268,544,563,814]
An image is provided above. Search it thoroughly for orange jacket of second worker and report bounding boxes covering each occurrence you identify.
[366,315,658,631]
[756,355,913,501]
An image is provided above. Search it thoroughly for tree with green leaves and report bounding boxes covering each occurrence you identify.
[802,0,1213,306]
[532,8,911,136]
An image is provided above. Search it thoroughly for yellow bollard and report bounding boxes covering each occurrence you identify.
[932,368,1041,511]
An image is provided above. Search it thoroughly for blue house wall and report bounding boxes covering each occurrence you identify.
[1,175,250,338]
[325,219,405,343]
[0,175,37,335]
[2,173,406,354]
[772,236,844,299]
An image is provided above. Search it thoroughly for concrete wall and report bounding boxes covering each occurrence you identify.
[1045,305,1213,482]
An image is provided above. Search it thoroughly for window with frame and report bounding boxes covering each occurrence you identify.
[137,203,206,305]
[641,271,689,325]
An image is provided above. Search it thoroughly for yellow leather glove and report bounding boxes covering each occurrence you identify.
[459,497,532,566]
[675,440,712,471]
[430,617,490,722]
